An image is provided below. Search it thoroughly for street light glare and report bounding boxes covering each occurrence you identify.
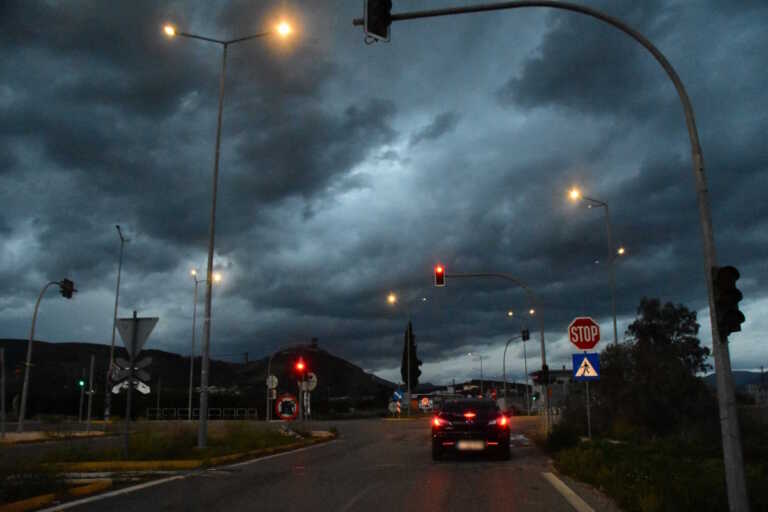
[190,269,197,277]
[163,24,176,37]
[529,308,536,316]
[276,21,292,37]
[568,187,581,201]
[507,310,514,317]
[617,246,626,255]
[213,272,222,283]
[387,292,397,305]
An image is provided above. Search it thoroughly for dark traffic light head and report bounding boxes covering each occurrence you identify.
[59,278,76,299]
[365,0,392,41]
[712,265,745,339]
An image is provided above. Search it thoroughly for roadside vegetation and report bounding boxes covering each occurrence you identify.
[41,423,305,462]
[545,298,768,512]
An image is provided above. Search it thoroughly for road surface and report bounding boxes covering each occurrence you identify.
[46,417,619,512]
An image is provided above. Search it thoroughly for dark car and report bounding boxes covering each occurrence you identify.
[431,398,510,460]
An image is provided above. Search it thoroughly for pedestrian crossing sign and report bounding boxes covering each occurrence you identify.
[572,353,600,381]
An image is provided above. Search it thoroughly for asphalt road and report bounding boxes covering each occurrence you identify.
[48,417,619,512]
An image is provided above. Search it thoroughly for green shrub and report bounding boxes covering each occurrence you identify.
[546,422,580,452]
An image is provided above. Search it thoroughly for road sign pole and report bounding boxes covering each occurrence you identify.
[85,354,95,432]
[78,368,86,423]
[585,381,592,439]
[123,311,137,457]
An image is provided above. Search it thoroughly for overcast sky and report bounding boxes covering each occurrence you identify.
[1,0,766,386]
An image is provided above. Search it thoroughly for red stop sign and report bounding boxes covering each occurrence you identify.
[568,317,600,350]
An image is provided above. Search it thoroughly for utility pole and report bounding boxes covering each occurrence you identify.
[85,355,95,432]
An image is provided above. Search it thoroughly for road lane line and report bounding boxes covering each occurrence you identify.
[39,475,187,511]
[39,441,337,511]
[541,472,595,512]
[339,482,384,512]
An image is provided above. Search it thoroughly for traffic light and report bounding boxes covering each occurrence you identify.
[78,379,85,388]
[294,357,307,377]
[364,0,392,41]
[521,329,530,341]
[712,266,746,338]
[532,392,539,402]
[434,264,446,287]
[59,278,76,299]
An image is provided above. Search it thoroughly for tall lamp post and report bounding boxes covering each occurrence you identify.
[467,353,488,396]
[568,188,625,346]
[105,225,129,422]
[187,270,221,421]
[387,292,428,416]
[505,309,534,414]
[164,20,293,449]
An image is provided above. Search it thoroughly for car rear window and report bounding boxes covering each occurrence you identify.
[443,401,498,413]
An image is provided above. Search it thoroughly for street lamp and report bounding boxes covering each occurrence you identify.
[386,292,429,416]
[504,309,533,415]
[105,225,129,422]
[568,186,619,346]
[165,19,293,449]
[467,353,488,396]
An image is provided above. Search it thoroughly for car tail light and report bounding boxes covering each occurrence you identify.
[488,415,509,427]
[433,416,445,427]
[463,411,476,419]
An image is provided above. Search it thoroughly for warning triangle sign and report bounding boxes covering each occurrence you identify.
[575,357,598,377]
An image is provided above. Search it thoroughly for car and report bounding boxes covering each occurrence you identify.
[431,398,510,460]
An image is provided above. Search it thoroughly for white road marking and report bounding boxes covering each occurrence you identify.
[339,482,384,512]
[39,440,337,510]
[541,472,595,512]
[39,475,187,511]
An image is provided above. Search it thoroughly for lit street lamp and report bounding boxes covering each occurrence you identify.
[164,19,292,449]
[568,187,620,345]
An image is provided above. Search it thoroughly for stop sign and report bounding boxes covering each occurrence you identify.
[568,317,600,350]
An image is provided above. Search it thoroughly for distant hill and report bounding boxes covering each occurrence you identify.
[0,339,395,418]
[703,371,765,390]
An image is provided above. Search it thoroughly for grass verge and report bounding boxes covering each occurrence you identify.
[553,437,767,512]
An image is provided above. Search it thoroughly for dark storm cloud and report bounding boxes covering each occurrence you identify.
[409,111,461,147]
[0,0,766,379]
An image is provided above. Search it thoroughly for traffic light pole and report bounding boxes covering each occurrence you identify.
[85,354,95,432]
[78,368,86,423]
[17,281,58,433]
[355,3,747,508]
[502,334,521,408]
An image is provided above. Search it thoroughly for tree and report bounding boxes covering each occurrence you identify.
[587,298,716,438]
[400,321,422,390]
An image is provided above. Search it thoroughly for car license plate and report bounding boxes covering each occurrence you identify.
[457,440,485,451]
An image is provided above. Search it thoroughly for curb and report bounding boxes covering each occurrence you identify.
[0,480,112,512]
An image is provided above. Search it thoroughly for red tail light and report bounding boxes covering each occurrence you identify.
[433,416,443,427]
[463,411,476,419]
[499,415,508,427]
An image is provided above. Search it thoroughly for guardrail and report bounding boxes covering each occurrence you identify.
[145,408,258,420]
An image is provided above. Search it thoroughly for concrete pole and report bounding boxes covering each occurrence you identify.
[188,279,199,421]
[105,225,127,422]
[604,205,618,345]
[18,281,58,432]
[85,354,95,432]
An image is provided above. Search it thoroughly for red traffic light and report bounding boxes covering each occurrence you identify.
[294,358,306,373]
[434,264,446,287]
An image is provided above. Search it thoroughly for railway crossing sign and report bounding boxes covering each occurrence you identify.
[568,317,601,350]
[572,353,600,382]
